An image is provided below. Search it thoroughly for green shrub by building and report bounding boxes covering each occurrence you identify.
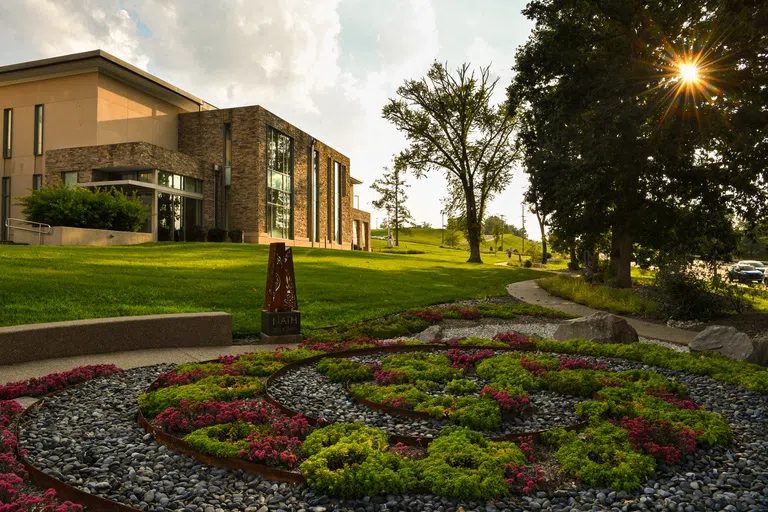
[20,185,148,232]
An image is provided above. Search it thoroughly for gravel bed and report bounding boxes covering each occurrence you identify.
[268,351,581,438]
[18,356,768,511]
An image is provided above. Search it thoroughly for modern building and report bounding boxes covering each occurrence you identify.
[0,50,370,250]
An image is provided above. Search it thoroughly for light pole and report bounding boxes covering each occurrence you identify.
[441,210,445,244]
[521,202,526,253]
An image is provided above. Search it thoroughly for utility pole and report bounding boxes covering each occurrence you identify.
[441,210,445,244]
[521,202,526,253]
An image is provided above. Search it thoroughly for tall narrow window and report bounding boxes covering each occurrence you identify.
[334,161,342,243]
[34,105,43,156]
[32,174,42,191]
[224,123,232,230]
[327,157,332,240]
[2,109,11,159]
[1,177,10,240]
[266,127,293,239]
[62,171,78,188]
[313,149,320,242]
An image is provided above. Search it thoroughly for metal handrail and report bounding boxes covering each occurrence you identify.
[5,218,52,245]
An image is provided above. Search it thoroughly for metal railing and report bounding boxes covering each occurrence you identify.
[4,218,52,245]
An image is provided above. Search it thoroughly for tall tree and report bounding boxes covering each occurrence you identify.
[383,62,519,263]
[527,185,549,264]
[510,0,768,287]
[371,162,413,247]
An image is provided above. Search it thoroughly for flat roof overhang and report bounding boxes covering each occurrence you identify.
[0,50,216,112]
[79,179,204,200]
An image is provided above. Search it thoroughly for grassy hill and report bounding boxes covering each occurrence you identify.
[371,227,543,256]
[0,242,543,334]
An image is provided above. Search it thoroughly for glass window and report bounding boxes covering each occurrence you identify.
[313,149,320,242]
[158,170,201,193]
[334,161,342,243]
[137,171,154,183]
[2,109,11,159]
[62,171,78,188]
[224,122,233,230]
[34,105,43,156]
[32,174,42,191]
[266,126,293,239]
[1,177,9,240]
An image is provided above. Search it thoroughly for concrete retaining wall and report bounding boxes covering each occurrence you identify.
[0,313,232,365]
[11,226,153,246]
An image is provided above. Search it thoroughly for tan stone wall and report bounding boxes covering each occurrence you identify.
[0,312,231,366]
[96,74,183,151]
[178,105,358,249]
[0,72,100,221]
[11,225,153,246]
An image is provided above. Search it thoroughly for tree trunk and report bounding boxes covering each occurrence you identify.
[611,231,633,288]
[465,189,483,264]
[569,244,577,264]
[394,191,400,247]
[535,211,547,264]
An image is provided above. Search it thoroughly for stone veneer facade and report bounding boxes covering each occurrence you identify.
[44,142,221,228]
[178,105,361,249]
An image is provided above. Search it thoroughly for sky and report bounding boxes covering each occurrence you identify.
[0,0,540,239]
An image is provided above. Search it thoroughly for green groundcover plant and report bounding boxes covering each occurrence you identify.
[138,331,768,498]
[305,303,572,343]
[138,375,265,417]
[316,358,373,383]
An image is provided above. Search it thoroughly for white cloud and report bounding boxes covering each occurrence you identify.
[0,0,148,68]
[0,0,539,237]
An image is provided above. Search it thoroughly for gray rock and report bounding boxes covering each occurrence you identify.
[553,312,638,344]
[415,324,442,343]
[689,326,765,364]
[750,334,768,366]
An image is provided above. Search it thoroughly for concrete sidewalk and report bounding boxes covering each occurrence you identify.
[507,279,697,346]
[0,343,295,385]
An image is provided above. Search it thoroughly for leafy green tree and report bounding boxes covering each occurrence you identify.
[371,162,413,246]
[384,62,519,263]
[510,0,768,287]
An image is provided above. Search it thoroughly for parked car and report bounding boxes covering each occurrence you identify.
[738,260,767,274]
[728,264,765,284]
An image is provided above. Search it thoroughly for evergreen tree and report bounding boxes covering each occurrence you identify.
[371,162,413,246]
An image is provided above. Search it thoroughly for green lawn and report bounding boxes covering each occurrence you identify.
[0,243,543,334]
[371,227,543,256]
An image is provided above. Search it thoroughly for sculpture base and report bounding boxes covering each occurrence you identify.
[261,310,301,337]
[260,333,303,344]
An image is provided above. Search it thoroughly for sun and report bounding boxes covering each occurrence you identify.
[678,62,699,84]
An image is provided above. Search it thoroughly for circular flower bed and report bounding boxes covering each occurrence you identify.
[15,334,768,510]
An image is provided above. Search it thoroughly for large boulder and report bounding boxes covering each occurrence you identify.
[553,312,638,344]
[689,326,768,365]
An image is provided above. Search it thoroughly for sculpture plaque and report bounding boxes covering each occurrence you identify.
[261,242,301,339]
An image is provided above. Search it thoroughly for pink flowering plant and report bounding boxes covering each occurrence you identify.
[0,395,84,510]
[154,399,310,437]
[620,416,700,465]
[0,365,120,400]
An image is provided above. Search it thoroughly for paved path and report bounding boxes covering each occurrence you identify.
[506,279,698,346]
[0,343,293,385]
